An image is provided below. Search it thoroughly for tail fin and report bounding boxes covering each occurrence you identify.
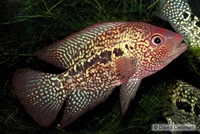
[12,69,67,127]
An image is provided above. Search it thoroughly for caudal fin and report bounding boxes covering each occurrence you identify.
[12,69,67,127]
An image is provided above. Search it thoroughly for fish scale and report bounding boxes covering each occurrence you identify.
[12,22,188,128]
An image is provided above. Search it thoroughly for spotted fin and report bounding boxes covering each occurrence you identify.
[115,56,136,80]
[120,78,141,115]
[59,88,114,128]
[155,0,191,23]
[36,22,126,70]
[154,0,168,21]
[12,69,67,127]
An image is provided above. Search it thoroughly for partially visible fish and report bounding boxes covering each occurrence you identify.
[12,22,188,128]
[155,0,200,47]
[163,80,200,133]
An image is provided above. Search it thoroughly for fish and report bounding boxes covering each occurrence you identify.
[155,0,200,47]
[163,80,200,133]
[12,22,188,128]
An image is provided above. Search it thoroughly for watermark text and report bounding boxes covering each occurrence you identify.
[152,124,196,132]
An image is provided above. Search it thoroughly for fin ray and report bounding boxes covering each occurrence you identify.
[36,22,126,69]
[12,69,67,127]
[59,88,114,128]
[115,56,136,80]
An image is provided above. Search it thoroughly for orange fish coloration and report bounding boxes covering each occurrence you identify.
[12,22,188,128]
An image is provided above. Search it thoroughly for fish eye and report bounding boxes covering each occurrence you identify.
[151,35,164,46]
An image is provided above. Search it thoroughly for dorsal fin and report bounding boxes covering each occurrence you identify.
[36,22,126,70]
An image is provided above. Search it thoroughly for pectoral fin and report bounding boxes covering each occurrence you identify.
[115,56,136,80]
[120,78,141,115]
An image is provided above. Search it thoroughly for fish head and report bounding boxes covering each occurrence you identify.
[136,23,188,74]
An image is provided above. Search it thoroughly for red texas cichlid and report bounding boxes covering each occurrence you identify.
[12,22,188,128]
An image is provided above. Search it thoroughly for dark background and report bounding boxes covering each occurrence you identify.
[0,0,200,133]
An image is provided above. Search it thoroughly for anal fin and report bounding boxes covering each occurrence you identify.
[59,88,114,128]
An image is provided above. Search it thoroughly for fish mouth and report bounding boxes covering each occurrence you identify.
[170,38,188,61]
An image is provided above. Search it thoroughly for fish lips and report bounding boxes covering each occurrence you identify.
[170,38,188,61]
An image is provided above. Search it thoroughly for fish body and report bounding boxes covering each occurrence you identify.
[164,80,200,133]
[12,22,188,128]
[155,0,200,47]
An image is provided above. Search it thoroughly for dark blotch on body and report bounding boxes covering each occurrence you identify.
[113,48,124,57]
[90,55,101,65]
[76,64,84,72]
[100,51,111,64]
[68,50,111,76]
[125,44,128,49]
[176,100,192,113]
[68,68,77,76]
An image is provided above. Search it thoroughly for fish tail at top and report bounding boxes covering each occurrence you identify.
[12,68,67,127]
